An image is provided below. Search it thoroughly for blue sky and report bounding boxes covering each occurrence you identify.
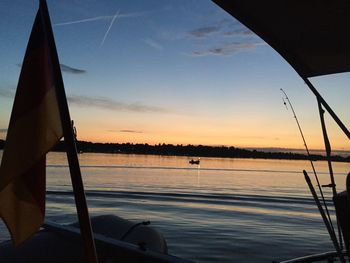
[0,0,349,150]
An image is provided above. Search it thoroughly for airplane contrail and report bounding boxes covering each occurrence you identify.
[54,11,146,27]
[55,15,112,26]
[100,10,120,47]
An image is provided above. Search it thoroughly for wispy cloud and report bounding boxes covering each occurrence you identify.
[17,63,86,74]
[119,130,143,133]
[186,20,248,39]
[54,12,147,27]
[188,26,220,38]
[142,38,163,50]
[184,18,262,57]
[60,64,86,74]
[1,89,169,114]
[224,29,254,37]
[68,95,169,113]
[191,42,263,57]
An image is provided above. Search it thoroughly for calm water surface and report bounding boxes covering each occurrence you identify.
[0,151,349,262]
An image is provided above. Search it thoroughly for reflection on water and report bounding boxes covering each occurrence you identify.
[0,151,349,262]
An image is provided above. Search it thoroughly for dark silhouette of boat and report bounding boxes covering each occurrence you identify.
[0,215,189,263]
[189,159,200,165]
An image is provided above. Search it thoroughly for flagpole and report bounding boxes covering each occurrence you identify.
[38,1,98,262]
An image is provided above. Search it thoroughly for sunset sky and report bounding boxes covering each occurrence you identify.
[0,0,349,150]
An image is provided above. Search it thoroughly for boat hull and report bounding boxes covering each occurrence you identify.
[0,215,190,263]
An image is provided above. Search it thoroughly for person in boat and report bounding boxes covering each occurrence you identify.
[189,159,200,165]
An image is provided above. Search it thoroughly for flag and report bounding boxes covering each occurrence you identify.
[0,6,63,245]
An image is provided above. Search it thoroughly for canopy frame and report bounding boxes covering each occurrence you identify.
[213,1,350,260]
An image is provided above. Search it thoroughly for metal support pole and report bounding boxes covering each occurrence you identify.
[304,170,345,263]
[302,77,350,140]
[317,99,344,249]
[316,99,337,196]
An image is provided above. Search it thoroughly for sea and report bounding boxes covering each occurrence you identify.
[0,151,349,262]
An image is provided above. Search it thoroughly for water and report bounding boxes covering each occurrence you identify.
[0,151,349,262]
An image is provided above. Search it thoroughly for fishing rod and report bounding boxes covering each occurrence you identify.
[280,89,337,239]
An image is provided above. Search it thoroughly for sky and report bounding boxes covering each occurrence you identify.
[0,0,349,151]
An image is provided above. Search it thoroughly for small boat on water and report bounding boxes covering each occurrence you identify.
[189,159,200,165]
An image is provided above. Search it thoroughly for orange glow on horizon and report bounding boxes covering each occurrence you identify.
[77,128,350,151]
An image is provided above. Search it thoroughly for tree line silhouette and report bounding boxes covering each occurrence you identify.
[0,139,349,162]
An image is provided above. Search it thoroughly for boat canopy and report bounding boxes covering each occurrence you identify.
[213,0,350,78]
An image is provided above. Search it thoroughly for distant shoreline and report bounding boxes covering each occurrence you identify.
[55,140,350,162]
[0,139,349,162]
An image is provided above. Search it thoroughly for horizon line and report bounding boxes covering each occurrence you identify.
[61,139,350,153]
[0,138,349,153]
